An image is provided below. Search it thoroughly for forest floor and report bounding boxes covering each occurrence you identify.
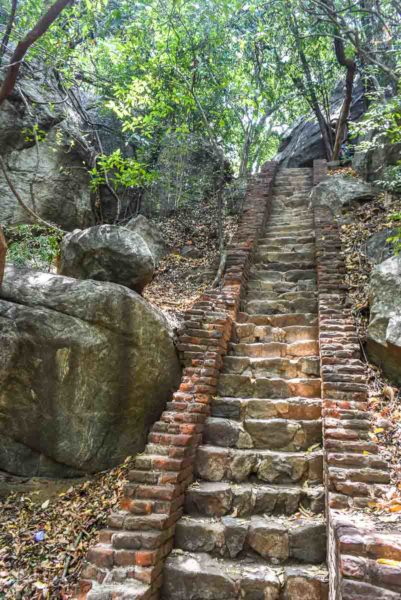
[336,167,401,516]
[143,197,240,319]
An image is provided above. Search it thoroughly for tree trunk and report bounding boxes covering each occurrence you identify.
[0,226,7,287]
[0,0,18,64]
[332,56,356,160]
[0,0,74,106]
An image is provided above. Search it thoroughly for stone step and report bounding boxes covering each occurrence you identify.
[246,279,316,295]
[233,323,318,343]
[174,515,326,564]
[237,312,318,328]
[184,480,325,517]
[250,263,316,276]
[263,225,314,234]
[256,243,315,253]
[223,355,319,378]
[87,580,151,600]
[162,552,328,600]
[255,251,315,264]
[211,396,322,421]
[195,445,323,484]
[250,269,316,283]
[246,290,317,302]
[258,235,315,245]
[204,416,322,451]
[217,373,321,398]
[245,298,318,315]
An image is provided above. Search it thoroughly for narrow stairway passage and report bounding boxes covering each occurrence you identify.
[162,168,329,599]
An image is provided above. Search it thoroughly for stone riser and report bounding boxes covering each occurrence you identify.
[184,480,325,517]
[195,445,323,484]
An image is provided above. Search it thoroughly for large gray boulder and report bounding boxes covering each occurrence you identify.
[310,175,375,216]
[367,255,401,385]
[59,225,155,293]
[125,215,167,265]
[0,266,181,477]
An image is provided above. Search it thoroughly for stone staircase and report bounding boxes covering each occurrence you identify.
[162,168,329,599]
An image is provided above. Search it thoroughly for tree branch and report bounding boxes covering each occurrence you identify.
[0,0,74,106]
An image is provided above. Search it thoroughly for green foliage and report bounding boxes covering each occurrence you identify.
[376,163,401,193]
[90,150,155,191]
[4,224,64,270]
[387,213,401,255]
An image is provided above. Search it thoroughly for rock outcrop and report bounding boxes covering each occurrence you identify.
[0,266,181,477]
[367,255,401,384]
[59,225,155,292]
[310,175,375,216]
[353,141,401,183]
[275,79,366,167]
[364,228,396,264]
[125,215,167,265]
[0,65,96,231]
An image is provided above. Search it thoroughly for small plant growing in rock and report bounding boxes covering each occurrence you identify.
[4,224,64,271]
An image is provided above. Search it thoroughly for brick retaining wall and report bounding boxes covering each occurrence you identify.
[313,161,401,600]
[77,162,278,599]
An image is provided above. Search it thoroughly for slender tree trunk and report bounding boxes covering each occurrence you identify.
[332,53,356,160]
[0,0,18,64]
[0,0,74,106]
[289,14,333,160]
[0,226,7,287]
[321,0,357,161]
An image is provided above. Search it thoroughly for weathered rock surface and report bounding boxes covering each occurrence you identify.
[275,79,366,167]
[364,228,397,264]
[0,266,181,477]
[310,175,375,216]
[59,225,155,292]
[124,215,167,265]
[0,65,95,230]
[353,141,401,183]
[367,255,401,384]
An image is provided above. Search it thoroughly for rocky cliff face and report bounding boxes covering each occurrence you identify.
[0,65,97,231]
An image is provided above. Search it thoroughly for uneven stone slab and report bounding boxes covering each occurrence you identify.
[162,552,328,600]
[211,396,322,421]
[184,481,325,517]
[195,445,323,484]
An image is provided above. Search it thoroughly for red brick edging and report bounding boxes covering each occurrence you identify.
[313,160,401,600]
[77,162,278,599]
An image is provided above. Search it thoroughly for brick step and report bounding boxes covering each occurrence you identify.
[233,323,318,343]
[195,445,323,484]
[222,355,319,378]
[237,312,318,327]
[162,552,328,600]
[211,396,322,421]
[204,416,322,451]
[228,340,319,358]
[217,373,321,398]
[184,480,325,517]
[249,269,316,283]
[245,298,318,315]
[173,514,326,564]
